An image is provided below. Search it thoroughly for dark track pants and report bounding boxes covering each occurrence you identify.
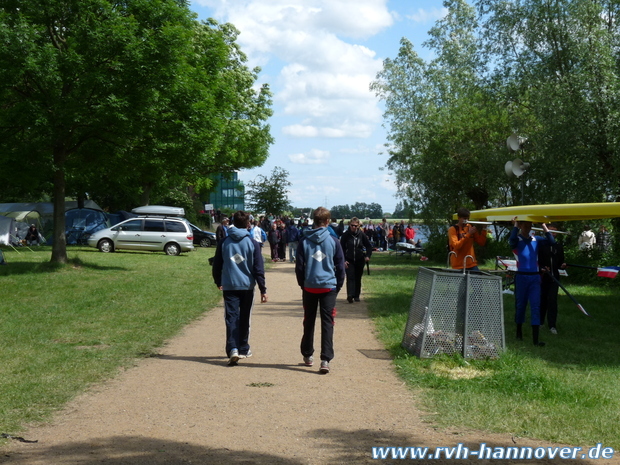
[224,289,254,356]
[300,289,338,362]
[345,261,365,299]
[540,274,559,328]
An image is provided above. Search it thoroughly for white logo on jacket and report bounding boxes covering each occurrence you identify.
[231,253,245,264]
[312,249,327,262]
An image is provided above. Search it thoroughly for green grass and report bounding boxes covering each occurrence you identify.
[364,253,620,448]
[0,245,220,437]
[1,246,618,449]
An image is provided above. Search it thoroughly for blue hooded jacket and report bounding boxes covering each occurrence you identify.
[212,226,267,294]
[295,227,345,291]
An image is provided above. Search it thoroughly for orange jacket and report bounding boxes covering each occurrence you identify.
[448,224,487,270]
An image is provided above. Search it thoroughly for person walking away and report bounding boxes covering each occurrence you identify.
[212,211,268,365]
[340,217,372,303]
[215,218,229,246]
[277,220,287,262]
[538,224,565,335]
[448,208,487,271]
[295,207,345,374]
[251,220,266,248]
[268,222,280,261]
[509,216,554,347]
[286,219,300,263]
[378,218,388,250]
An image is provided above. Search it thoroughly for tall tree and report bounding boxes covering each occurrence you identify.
[245,167,291,216]
[372,0,511,227]
[0,1,272,263]
[478,0,620,204]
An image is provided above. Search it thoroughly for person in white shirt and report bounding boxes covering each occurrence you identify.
[578,225,596,250]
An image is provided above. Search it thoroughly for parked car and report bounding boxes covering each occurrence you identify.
[190,223,216,247]
[87,215,194,256]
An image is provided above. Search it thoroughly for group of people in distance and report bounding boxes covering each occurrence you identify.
[449,207,565,347]
[212,203,580,375]
[211,208,374,374]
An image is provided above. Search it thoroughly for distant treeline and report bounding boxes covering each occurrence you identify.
[291,201,412,220]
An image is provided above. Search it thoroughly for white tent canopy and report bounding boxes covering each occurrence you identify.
[0,215,15,246]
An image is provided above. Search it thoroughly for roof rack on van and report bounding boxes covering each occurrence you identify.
[131,205,185,217]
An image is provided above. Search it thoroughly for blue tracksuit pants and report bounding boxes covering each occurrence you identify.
[515,273,541,325]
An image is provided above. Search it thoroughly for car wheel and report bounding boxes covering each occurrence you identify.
[165,242,181,256]
[98,239,114,253]
[200,238,211,247]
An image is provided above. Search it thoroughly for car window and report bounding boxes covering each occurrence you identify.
[144,219,165,232]
[165,220,187,233]
[119,220,142,231]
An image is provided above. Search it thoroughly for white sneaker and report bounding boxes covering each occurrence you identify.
[550,327,558,335]
[239,350,253,359]
[319,360,330,374]
[228,349,239,366]
[303,355,314,366]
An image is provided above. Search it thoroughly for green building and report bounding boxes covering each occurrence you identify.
[208,172,245,212]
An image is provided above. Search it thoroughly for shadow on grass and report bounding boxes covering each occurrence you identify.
[0,257,127,276]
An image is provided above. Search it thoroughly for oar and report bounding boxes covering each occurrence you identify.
[566,263,597,270]
[544,271,590,317]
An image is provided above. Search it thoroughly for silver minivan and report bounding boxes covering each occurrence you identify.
[87,216,195,255]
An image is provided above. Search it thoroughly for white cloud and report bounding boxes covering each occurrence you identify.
[339,143,385,155]
[289,149,330,164]
[192,0,390,139]
[282,122,374,139]
[407,7,448,24]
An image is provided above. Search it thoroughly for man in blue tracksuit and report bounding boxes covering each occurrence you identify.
[295,207,345,374]
[212,211,268,365]
[508,216,554,346]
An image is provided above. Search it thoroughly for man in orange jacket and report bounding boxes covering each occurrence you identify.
[448,207,487,271]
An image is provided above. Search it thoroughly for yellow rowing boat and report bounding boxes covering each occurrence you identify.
[452,203,620,223]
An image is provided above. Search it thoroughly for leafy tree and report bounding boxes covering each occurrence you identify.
[0,1,272,263]
[245,167,291,216]
[374,0,620,238]
[372,0,512,230]
[330,205,352,219]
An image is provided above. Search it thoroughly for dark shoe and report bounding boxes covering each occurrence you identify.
[354,297,361,302]
[347,296,354,303]
[535,342,546,347]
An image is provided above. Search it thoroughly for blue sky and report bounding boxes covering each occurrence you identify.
[189,0,447,214]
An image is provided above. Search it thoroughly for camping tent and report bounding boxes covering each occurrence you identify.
[0,201,105,243]
[65,208,109,244]
[108,210,137,226]
[0,215,16,246]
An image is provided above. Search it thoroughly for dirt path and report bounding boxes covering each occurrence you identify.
[1,263,615,464]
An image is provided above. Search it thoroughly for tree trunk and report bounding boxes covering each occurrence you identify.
[140,184,152,206]
[50,156,68,264]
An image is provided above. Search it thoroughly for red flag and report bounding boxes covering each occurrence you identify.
[597,266,620,278]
